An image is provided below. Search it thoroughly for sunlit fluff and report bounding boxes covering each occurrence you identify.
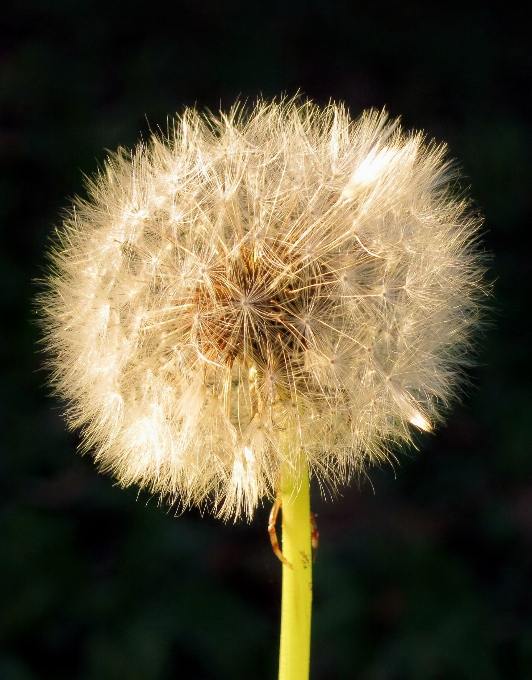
[41,100,486,519]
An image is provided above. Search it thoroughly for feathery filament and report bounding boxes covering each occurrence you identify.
[41,100,486,519]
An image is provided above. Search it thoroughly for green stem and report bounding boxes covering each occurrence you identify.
[278,458,312,680]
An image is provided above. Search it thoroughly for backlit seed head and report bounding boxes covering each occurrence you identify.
[40,99,487,519]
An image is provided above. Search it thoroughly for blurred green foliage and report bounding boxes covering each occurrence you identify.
[1,1,531,678]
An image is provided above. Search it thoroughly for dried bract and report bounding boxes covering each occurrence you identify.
[41,100,486,518]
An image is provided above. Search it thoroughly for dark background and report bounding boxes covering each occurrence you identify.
[1,1,530,678]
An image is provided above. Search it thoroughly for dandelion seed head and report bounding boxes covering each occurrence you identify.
[41,99,487,519]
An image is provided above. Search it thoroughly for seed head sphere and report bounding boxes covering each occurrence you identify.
[42,100,486,519]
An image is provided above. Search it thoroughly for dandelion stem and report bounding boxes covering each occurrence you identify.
[278,456,312,680]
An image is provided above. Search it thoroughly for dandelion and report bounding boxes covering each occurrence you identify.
[40,99,487,680]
